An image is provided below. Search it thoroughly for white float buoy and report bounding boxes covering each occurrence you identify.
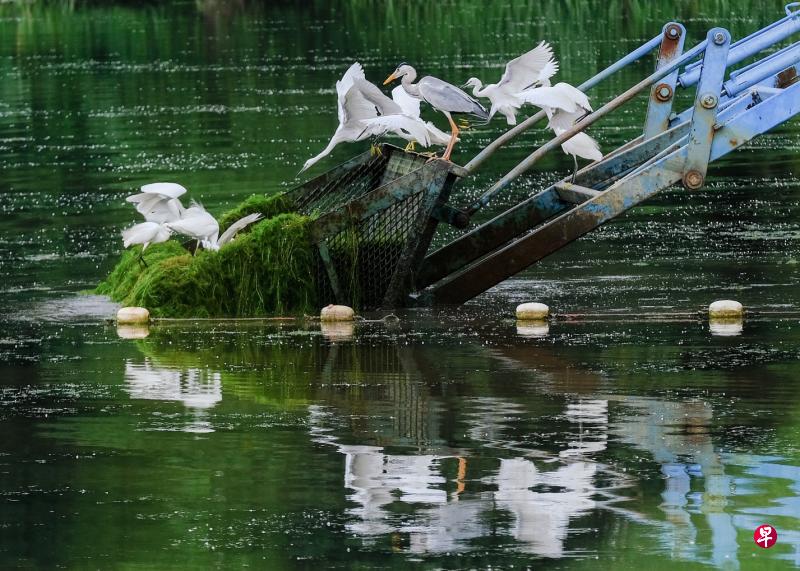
[708,299,744,319]
[320,304,355,322]
[516,302,550,320]
[117,306,150,325]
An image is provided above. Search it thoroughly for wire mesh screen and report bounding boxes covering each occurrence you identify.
[290,146,446,309]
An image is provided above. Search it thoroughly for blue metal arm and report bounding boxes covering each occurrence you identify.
[679,3,800,87]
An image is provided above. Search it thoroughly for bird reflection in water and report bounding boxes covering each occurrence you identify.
[124,359,222,433]
[308,396,626,556]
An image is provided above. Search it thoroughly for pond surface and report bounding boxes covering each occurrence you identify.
[1,1,800,568]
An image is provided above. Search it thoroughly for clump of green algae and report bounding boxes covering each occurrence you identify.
[97,194,317,317]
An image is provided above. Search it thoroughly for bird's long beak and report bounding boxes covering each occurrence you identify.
[383,72,399,85]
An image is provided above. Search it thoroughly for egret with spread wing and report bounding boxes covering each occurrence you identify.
[384,64,488,161]
[464,41,558,126]
[166,203,263,252]
[300,63,430,173]
[126,182,187,223]
[516,80,602,180]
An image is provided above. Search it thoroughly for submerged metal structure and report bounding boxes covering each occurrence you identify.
[294,5,800,309]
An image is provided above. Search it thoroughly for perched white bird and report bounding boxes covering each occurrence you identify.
[166,204,263,252]
[464,41,559,126]
[122,221,173,266]
[165,202,220,251]
[384,63,489,161]
[516,81,602,179]
[300,63,430,173]
[125,182,187,223]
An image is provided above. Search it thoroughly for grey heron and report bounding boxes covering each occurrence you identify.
[383,63,489,161]
[464,41,559,126]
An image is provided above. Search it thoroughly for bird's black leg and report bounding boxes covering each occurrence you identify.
[194,239,200,256]
[571,155,579,184]
[138,252,149,269]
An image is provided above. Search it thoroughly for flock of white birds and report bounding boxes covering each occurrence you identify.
[122,183,263,261]
[302,42,603,173]
[121,43,603,259]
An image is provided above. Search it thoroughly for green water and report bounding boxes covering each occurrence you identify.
[2,1,800,568]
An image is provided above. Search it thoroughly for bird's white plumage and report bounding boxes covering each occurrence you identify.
[166,202,220,245]
[498,41,559,93]
[122,221,172,251]
[302,62,448,172]
[362,114,431,146]
[389,86,451,147]
[516,82,592,114]
[139,182,187,199]
[215,212,264,249]
[336,62,365,124]
[391,86,422,119]
[517,80,602,164]
[465,42,559,125]
[126,182,187,223]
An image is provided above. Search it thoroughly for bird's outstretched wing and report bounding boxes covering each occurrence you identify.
[336,62,366,124]
[217,213,264,247]
[139,182,187,199]
[391,86,421,119]
[516,82,592,114]
[353,78,403,116]
[498,41,559,93]
[342,84,380,124]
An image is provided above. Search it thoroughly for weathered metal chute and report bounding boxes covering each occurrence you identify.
[291,5,800,310]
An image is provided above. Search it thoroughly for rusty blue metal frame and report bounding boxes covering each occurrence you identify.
[644,23,687,139]
[423,77,800,305]
[413,10,800,306]
[683,29,731,189]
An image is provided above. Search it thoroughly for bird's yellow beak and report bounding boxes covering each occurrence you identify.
[383,72,398,85]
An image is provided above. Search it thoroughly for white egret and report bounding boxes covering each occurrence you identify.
[203,212,263,251]
[464,41,559,126]
[164,202,219,252]
[122,221,172,266]
[516,81,603,180]
[383,63,489,161]
[166,203,263,252]
[126,182,187,223]
[300,63,430,173]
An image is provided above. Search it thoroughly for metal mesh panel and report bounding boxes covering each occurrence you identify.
[318,189,426,308]
[290,146,450,309]
[293,153,389,217]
